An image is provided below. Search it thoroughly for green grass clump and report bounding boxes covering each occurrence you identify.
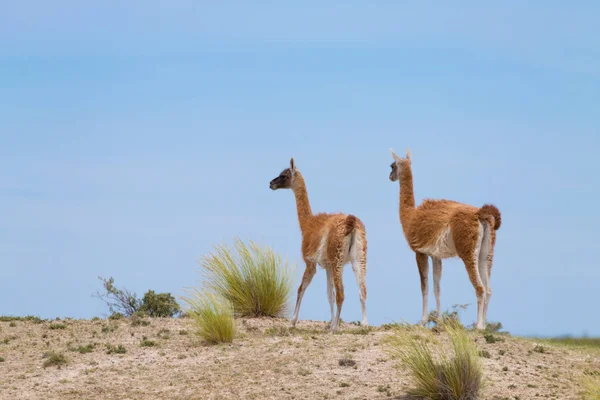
[43,351,68,368]
[582,373,600,400]
[198,238,293,318]
[140,337,156,347]
[386,322,482,400]
[182,290,235,344]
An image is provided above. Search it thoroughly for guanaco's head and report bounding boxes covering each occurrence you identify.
[389,148,411,182]
[270,158,297,190]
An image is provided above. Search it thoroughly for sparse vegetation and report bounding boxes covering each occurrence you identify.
[197,238,293,318]
[427,304,469,329]
[0,315,44,324]
[0,356,5,362]
[105,344,127,354]
[386,322,482,400]
[478,350,491,358]
[73,344,94,354]
[338,357,356,367]
[140,337,156,347]
[483,333,504,344]
[43,351,68,368]
[377,384,392,396]
[130,315,151,327]
[93,276,181,318]
[533,344,547,354]
[182,290,235,344]
[49,323,66,330]
[108,312,124,320]
[539,336,600,349]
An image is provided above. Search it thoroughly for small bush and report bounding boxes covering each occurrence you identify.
[49,323,66,330]
[386,322,482,400]
[198,238,293,318]
[43,351,68,368]
[485,321,503,333]
[533,344,547,354]
[478,350,491,358]
[140,337,156,347]
[182,290,235,344]
[8,322,16,327]
[108,312,124,320]
[483,333,504,344]
[338,358,356,367]
[138,290,181,318]
[0,357,5,362]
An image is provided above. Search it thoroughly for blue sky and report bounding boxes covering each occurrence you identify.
[1,1,599,336]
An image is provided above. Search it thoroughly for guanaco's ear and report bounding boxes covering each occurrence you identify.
[290,157,296,173]
[390,148,401,162]
[406,148,411,161]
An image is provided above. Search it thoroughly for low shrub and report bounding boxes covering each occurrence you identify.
[43,351,68,368]
[93,276,181,318]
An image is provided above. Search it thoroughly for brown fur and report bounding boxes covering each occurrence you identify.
[270,158,368,331]
[390,149,500,329]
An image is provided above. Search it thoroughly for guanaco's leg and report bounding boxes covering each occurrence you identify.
[416,252,429,325]
[432,257,443,321]
[290,261,317,328]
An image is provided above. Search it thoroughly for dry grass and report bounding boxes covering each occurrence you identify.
[385,322,482,399]
[198,238,293,318]
[582,373,600,399]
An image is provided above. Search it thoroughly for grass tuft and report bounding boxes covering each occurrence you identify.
[43,351,68,368]
[582,373,600,400]
[140,337,156,347]
[197,238,293,318]
[182,290,235,344]
[386,321,482,400]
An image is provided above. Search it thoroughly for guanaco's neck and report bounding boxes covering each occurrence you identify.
[399,164,416,229]
[291,171,313,233]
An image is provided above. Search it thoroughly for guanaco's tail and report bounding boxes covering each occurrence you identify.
[344,215,358,253]
[477,204,502,230]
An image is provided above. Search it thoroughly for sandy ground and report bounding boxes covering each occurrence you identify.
[0,317,597,400]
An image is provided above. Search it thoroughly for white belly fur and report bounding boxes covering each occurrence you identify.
[308,232,329,266]
[307,231,354,267]
[417,226,457,259]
